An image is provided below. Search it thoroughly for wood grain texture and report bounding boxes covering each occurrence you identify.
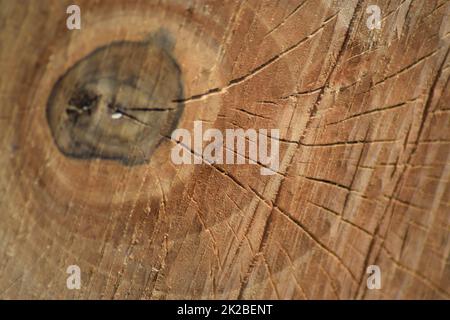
[0,0,449,299]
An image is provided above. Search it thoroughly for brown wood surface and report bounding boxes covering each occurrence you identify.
[0,0,449,299]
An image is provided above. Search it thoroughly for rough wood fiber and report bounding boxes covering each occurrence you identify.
[0,0,449,299]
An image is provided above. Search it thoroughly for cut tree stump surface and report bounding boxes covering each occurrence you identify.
[0,0,449,299]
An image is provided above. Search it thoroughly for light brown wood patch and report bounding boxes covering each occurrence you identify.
[0,0,449,299]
